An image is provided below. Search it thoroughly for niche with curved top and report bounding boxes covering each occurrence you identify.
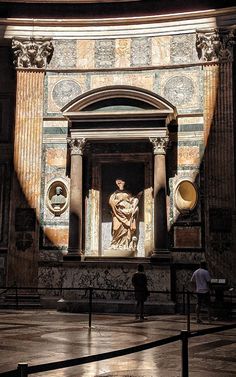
[174,180,198,213]
[46,180,68,216]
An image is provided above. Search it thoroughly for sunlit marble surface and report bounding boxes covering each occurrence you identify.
[0,310,235,377]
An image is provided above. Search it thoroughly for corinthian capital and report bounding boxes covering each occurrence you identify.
[149,137,168,155]
[12,37,54,68]
[196,28,236,63]
[68,138,86,155]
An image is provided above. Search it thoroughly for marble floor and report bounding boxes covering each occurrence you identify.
[0,310,235,377]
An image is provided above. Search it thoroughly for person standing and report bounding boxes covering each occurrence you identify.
[191,261,211,323]
[132,264,149,320]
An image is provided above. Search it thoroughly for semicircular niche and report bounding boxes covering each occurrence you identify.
[52,79,82,108]
[174,179,198,213]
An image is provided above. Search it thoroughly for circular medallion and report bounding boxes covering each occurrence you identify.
[52,79,82,108]
[164,76,194,106]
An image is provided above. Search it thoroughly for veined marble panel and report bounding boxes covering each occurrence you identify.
[152,36,171,66]
[130,37,152,67]
[178,146,200,167]
[95,39,115,69]
[48,40,77,69]
[46,74,88,113]
[43,226,69,247]
[170,34,198,64]
[157,67,203,113]
[76,40,95,69]
[38,263,171,300]
[90,72,154,92]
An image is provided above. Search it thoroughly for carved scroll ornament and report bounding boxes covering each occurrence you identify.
[196,28,236,63]
[12,37,54,68]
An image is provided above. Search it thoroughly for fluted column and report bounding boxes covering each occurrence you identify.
[150,137,168,253]
[67,138,86,257]
[8,38,53,286]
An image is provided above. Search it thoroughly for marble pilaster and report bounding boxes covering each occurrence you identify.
[7,38,53,287]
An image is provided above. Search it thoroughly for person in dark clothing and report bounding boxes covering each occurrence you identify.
[132,264,149,320]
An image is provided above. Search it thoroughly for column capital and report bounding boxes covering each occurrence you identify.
[68,138,86,155]
[149,137,168,155]
[196,28,236,63]
[12,37,54,69]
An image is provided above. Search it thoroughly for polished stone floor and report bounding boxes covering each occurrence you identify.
[0,310,235,377]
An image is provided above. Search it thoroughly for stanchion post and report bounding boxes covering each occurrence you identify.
[15,281,19,310]
[89,287,93,328]
[181,330,189,377]
[17,363,28,377]
[187,290,190,332]
[182,285,186,314]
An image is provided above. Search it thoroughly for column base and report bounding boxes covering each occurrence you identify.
[63,249,83,261]
[150,249,172,265]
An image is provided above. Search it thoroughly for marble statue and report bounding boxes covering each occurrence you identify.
[51,186,66,211]
[109,178,142,251]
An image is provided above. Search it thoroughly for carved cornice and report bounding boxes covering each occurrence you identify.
[12,37,54,68]
[196,28,236,63]
[149,137,168,155]
[68,138,86,155]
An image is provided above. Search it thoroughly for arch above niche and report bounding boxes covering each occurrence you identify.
[61,85,177,123]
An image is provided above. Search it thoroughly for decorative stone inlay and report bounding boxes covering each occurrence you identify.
[68,138,86,155]
[163,75,194,106]
[15,232,33,251]
[52,79,82,108]
[149,137,168,155]
[131,37,152,66]
[95,40,115,68]
[171,34,195,64]
[196,28,236,62]
[12,38,53,68]
[49,40,76,68]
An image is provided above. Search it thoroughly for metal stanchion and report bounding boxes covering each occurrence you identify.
[187,290,190,332]
[182,285,186,314]
[15,281,19,310]
[181,330,189,377]
[88,287,93,328]
[17,363,28,377]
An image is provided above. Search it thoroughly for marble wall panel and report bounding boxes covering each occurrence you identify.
[46,74,88,114]
[43,226,69,247]
[90,72,154,92]
[49,40,77,69]
[38,263,171,300]
[170,34,197,64]
[76,40,95,69]
[130,37,152,67]
[178,146,200,167]
[115,39,131,68]
[45,147,67,168]
[95,39,115,69]
[152,36,171,66]
[157,67,203,113]
[174,226,202,248]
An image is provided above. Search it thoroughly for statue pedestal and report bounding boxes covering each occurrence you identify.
[103,248,136,257]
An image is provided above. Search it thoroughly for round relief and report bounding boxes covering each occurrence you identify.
[47,181,68,216]
[174,180,198,213]
[164,76,194,106]
[52,79,82,108]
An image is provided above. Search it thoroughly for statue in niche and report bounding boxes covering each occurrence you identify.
[50,186,66,211]
[109,178,142,252]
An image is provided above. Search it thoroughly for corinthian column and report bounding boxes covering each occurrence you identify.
[66,138,86,258]
[150,137,169,254]
[8,38,53,287]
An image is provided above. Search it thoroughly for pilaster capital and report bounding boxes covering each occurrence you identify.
[149,137,168,155]
[68,138,86,155]
[196,28,236,63]
[12,37,54,69]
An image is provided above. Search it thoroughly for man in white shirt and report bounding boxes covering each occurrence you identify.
[191,261,211,323]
